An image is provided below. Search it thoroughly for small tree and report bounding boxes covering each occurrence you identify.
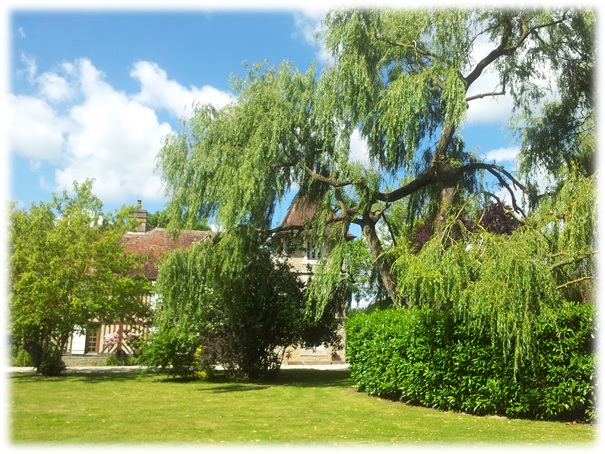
[9,180,152,375]
[143,227,336,379]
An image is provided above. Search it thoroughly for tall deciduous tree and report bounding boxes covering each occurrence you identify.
[9,180,152,375]
[156,8,595,311]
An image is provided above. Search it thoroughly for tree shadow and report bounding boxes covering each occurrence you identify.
[8,370,151,384]
[260,369,353,388]
[8,368,353,389]
[198,383,270,393]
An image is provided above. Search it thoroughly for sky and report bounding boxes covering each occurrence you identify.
[3,0,550,226]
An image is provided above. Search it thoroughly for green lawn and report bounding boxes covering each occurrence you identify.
[8,368,595,446]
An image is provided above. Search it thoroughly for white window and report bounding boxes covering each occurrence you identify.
[306,241,321,260]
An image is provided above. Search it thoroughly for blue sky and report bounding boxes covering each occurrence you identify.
[5,0,547,224]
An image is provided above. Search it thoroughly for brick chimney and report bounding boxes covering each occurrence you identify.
[133,200,148,233]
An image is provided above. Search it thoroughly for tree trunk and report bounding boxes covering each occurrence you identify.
[360,216,405,308]
[431,121,458,233]
[433,185,456,233]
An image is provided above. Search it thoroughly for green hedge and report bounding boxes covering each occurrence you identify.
[345,302,596,422]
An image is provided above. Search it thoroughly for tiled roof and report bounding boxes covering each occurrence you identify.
[280,196,318,228]
[121,228,213,280]
[280,195,356,241]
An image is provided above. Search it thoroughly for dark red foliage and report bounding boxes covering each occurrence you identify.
[408,202,520,254]
[478,202,520,235]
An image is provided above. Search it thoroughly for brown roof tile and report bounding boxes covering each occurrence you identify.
[280,196,318,228]
[280,195,356,241]
[121,228,213,280]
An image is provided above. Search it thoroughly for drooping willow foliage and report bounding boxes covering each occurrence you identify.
[146,227,303,378]
[391,173,596,372]
[145,226,345,379]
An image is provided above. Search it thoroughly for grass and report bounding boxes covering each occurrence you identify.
[8,368,595,446]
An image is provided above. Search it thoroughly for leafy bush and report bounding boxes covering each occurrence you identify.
[10,345,34,367]
[345,302,595,422]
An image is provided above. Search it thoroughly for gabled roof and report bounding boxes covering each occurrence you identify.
[121,228,213,280]
[280,195,318,228]
[280,195,356,241]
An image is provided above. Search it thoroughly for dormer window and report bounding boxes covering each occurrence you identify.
[306,241,321,260]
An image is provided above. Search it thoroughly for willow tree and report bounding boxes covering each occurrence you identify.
[157,8,595,310]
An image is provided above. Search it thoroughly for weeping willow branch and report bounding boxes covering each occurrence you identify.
[460,162,536,213]
[549,252,594,272]
[557,276,592,289]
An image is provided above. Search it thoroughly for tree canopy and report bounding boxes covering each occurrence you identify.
[156,7,595,313]
[9,180,152,375]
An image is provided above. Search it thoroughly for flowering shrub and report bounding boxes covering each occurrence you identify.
[125,331,144,357]
[104,332,120,346]
[103,330,144,357]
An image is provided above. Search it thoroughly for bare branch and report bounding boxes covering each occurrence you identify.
[466,89,506,102]
[475,190,526,226]
[549,253,594,272]
[459,162,537,214]
[380,212,398,247]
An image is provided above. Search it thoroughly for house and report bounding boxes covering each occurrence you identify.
[276,195,354,365]
[63,202,212,364]
[64,198,352,366]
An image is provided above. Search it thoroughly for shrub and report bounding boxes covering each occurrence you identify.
[345,302,595,422]
[10,345,34,367]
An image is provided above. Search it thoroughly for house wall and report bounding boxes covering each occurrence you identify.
[64,294,152,359]
[277,240,347,365]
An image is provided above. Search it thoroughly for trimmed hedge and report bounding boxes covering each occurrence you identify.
[345,302,596,422]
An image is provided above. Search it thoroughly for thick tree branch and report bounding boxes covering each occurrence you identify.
[466,89,506,102]
[303,165,353,188]
[464,14,567,88]
[262,212,352,237]
[376,168,437,203]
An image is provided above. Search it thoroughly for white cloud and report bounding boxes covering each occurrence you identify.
[10,57,232,204]
[131,61,233,118]
[483,146,519,163]
[293,10,332,64]
[55,60,173,202]
[37,72,74,102]
[349,128,370,166]
[20,53,38,81]
[8,94,67,162]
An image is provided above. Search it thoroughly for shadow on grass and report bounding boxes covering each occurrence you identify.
[8,368,354,389]
[198,384,271,393]
[8,371,150,384]
[263,369,353,388]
